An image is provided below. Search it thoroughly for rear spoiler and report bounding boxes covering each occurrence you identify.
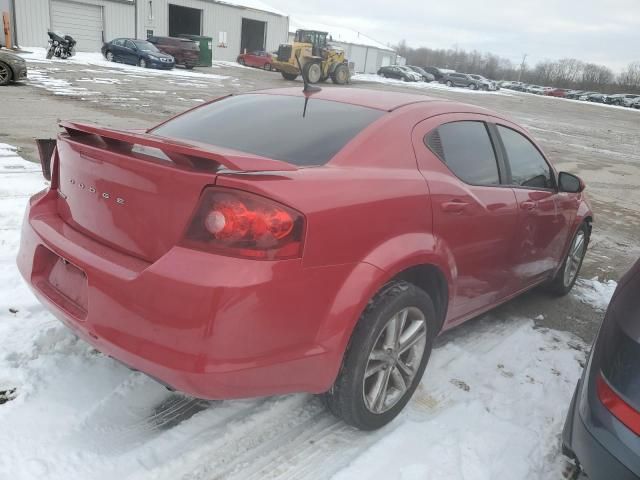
[59,121,298,172]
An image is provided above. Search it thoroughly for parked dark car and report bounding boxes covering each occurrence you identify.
[563,258,640,480]
[377,65,421,82]
[237,50,275,70]
[632,98,640,109]
[0,50,27,86]
[147,36,198,69]
[101,39,175,70]
[406,65,435,82]
[587,93,608,103]
[441,72,485,90]
[421,66,452,82]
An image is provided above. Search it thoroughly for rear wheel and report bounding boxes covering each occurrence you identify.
[263,63,272,71]
[322,281,437,430]
[281,72,298,81]
[238,57,245,65]
[546,223,589,295]
[446,80,453,87]
[138,58,147,68]
[303,62,322,83]
[105,51,114,62]
[185,65,195,70]
[468,83,477,90]
[331,64,349,85]
[0,62,12,86]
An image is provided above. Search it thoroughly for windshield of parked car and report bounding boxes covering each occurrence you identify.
[152,94,385,166]
[133,41,159,52]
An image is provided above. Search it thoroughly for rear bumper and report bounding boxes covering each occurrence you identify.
[17,190,373,399]
[563,379,640,480]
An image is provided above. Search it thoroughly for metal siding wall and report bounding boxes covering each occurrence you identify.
[136,0,287,61]
[15,0,133,48]
[15,0,50,47]
[364,48,378,73]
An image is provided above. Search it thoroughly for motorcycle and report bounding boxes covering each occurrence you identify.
[46,31,77,59]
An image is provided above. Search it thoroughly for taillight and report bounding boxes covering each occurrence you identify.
[597,372,640,436]
[182,187,305,260]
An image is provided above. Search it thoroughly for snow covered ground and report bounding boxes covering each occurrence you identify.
[0,143,616,479]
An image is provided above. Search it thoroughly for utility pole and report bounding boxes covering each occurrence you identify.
[517,53,527,82]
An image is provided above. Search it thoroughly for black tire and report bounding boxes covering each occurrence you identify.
[138,57,147,68]
[263,63,272,71]
[0,61,12,86]
[322,281,438,430]
[238,58,245,65]
[105,50,114,62]
[303,62,322,83]
[331,64,349,85]
[281,72,298,81]
[546,222,590,296]
[446,80,453,87]
[185,65,195,70]
[468,83,477,90]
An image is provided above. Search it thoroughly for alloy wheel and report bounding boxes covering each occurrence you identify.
[563,230,586,287]
[139,58,147,68]
[106,52,114,62]
[363,306,427,414]
[0,63,9,84]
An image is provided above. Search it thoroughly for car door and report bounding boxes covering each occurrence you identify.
[413,114,520,327]
[493,123,572,288]
[123,40,138,65]
[110,39,124,61]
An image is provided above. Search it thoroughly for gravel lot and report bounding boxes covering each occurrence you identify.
[2,50,639,345]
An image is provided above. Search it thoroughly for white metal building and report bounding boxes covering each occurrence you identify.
[289,17,398,74]
[11,0,288,61]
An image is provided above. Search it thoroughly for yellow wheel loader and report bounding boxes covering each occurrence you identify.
[272,30,350,85]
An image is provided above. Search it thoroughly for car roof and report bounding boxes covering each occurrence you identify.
[246,87,497,116]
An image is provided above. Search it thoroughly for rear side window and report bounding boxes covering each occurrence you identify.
[425,121,500,186]
[497,126,553,189]
[152,94,384,166]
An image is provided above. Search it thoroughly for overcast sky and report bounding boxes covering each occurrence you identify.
[267,0,639,72]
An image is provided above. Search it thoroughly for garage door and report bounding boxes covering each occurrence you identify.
[51,1,103,52]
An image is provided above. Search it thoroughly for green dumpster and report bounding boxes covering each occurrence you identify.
[179,35,213,67]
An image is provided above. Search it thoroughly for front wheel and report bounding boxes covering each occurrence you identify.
[263,63,272,71]
[138,58,147,68]
[105,51,114,62]
[0,61,12,86]
[468,83,477,90]
[446,80,453,87]
[546,223,589,295]
[303,62,322,83]
[281,72,298,81]
[322,281,437,430]
[331,64,349,85]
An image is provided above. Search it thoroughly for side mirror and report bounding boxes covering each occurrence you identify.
[558,172,585,193]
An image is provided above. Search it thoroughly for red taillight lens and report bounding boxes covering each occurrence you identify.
[183,188,304,260]
[597,372,640,436]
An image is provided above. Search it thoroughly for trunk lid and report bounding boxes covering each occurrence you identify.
[54,122,296,262]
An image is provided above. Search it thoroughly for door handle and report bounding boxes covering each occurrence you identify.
[520,200,537,211]
[441,201,469,213]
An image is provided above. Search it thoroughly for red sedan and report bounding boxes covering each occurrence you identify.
[237,50,274,70]
[18,88,592,430]
[546,88,568,97]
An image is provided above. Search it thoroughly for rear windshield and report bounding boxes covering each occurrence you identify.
[151,94,384,166]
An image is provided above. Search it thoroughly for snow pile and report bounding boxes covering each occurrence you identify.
[18,48,229,80]
[352,73,510,95]
[0,142,588,479]
[572,277,618,311]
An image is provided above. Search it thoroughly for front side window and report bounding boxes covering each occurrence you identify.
[497,126,553,189]
[425,121,500,186]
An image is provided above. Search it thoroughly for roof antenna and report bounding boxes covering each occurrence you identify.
[295,53,321,117]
